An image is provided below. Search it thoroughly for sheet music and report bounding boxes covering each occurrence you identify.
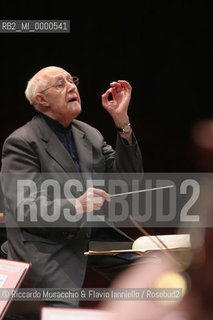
[0,274,7,288]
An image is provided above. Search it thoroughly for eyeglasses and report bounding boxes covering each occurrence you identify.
[39,76,79,94]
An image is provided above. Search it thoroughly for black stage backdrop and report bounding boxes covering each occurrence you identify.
[0,0,208,172]
[0,1,209,292]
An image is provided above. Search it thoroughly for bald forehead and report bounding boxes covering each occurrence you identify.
[34,66,71,83]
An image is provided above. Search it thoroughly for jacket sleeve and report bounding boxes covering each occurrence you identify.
[1,134,83,236]
[103,132,143,173]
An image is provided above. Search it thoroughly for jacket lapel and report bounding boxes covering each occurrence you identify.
[46,131,81,174]
[72,121,93,182]
[32,115,83,177]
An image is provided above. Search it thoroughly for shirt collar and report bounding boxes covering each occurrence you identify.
[40,113,72,133]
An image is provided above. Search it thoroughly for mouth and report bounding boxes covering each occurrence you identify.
[68,97,78,103]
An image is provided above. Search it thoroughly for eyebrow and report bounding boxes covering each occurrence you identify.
[54,73,72,82]
[45,73,73,87]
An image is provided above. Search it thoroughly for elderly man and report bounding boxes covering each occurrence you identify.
[1,66,143,307]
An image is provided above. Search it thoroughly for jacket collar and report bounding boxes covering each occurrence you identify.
[31,114,93,182]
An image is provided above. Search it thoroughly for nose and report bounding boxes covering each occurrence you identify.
[66,81,76,92]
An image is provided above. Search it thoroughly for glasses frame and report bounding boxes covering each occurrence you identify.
[38,76,79,94]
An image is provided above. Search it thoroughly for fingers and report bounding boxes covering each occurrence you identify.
[89,188,110,202]
[110,82,122,93]
[102,80,132,99]
[75,188,110,214]
[110,80,132,92]
[87,188,110,212]
[102,89,111,106]
[88,188,110,212]
[93,202,103,211]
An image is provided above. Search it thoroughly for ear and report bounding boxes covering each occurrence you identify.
[34,93,49,107]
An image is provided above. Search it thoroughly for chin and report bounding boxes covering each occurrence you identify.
[68,105,81,120]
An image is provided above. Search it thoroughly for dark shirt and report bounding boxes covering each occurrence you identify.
[41,113,80,172]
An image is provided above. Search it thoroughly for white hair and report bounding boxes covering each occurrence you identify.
[25,76,46,110]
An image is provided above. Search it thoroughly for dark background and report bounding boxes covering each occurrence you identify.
[0,0,208,172]
[0,0,209,297]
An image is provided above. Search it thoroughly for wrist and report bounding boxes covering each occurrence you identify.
[119,129,133,144]
[75,199,83,215]
[116,123,132,134]
[113,114,130,128]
